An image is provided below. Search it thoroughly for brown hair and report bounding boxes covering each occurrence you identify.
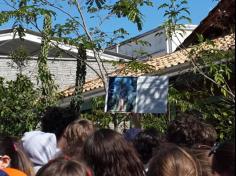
[0,135,35,176]
[147,143,201,176]
[191,145,213,176]
[62,119,95,158]
[36,158,88,176]
[166,114,217,147]
[82,129,145,176]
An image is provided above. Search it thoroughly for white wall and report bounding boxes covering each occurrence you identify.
[169,29,195,53]
[108,25,197,60]
[109,30,167,59]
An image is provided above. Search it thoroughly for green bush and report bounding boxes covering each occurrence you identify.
[0,75,43,136]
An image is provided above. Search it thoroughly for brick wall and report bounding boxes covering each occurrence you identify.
[0,57,117,91]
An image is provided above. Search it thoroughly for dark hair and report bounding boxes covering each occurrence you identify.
[0,135,35,176]
[41,107,79,140]
[62,119,95,159]
[147,143,201,176]
[36,158,88,176]
[166,114,217,147]
[133,128,161,164]
[82,129,145,176]
[211,141,235,176]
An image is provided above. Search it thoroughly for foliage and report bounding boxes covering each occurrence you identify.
[0,75,42,136]
[81,97,113,129]
[158,0,235,141]
[0,31,59,136]
[141,114,168,133]
[189,36,235,101]
[70,44,87,113]
[8,46,30,74]
[168,55,235,141]
[82,96,134,131]
[37,13,58,107]
[0,0,234,141]
[111,0,153,31]
[81,96,169,133]
[0,0,157,134]
[158,0,192,38]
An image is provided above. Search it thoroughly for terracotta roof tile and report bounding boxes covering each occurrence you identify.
[61,33,235,98]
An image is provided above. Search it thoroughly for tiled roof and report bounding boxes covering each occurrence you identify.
[61,33,235,98]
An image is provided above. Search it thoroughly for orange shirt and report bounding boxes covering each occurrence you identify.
[2,168,27,176]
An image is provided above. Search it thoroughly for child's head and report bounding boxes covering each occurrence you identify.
[36,158,89,176]
[0,135,34,176]
[21,131,59,173]
[166,114,217,147]
[82,128,145,176]
[41,106,79,141]
[147,143,201,176]
[0,136,17,169]
[62,119,95,158]
[133,128,161,164]
[191,144,213,176]
[211,141,235,176]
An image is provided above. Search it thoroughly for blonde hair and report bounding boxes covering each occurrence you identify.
[147,143,201,176]
[62,119,95,158]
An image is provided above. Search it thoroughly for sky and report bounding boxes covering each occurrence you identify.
[98,0,218,38]
[0,0,218,40]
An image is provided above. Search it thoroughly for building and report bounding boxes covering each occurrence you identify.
[106,25,197,59]
[60,0,235,107]
[0,29,129,91]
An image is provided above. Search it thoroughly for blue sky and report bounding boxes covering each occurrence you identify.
[98,0,218,37]
[0,0,218,40]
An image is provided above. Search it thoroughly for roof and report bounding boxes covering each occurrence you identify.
[61,33,235,98]
[0,28,131,61]
[179,0,235,49]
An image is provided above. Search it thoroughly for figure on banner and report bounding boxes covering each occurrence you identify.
[106,77,137,112]
[117,80,128,111]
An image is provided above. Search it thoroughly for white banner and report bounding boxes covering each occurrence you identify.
[105,76,169,114]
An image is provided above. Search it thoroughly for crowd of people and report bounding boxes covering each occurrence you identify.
[0,107,234,176]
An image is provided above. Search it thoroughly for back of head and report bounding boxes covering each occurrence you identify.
[191,145,213,176]
[166,113,217,147]
[21,131,59,173]
[147,143,200,176]
[0,136,18,169]
[0,135,34,176]
[211,141,235,176]
[62,119,95,158]
[133,128,161,164]
[41,107,79,140]
[82,129,145,176]
[36,158,87,176]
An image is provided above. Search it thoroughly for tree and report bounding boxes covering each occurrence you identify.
[83,0,235,140]
[0,74,44,136]
[0,0,234,140]
[158,0,235,140]
[0,0,156,111]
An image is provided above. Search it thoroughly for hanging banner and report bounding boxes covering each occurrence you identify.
[105,76,169,114]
